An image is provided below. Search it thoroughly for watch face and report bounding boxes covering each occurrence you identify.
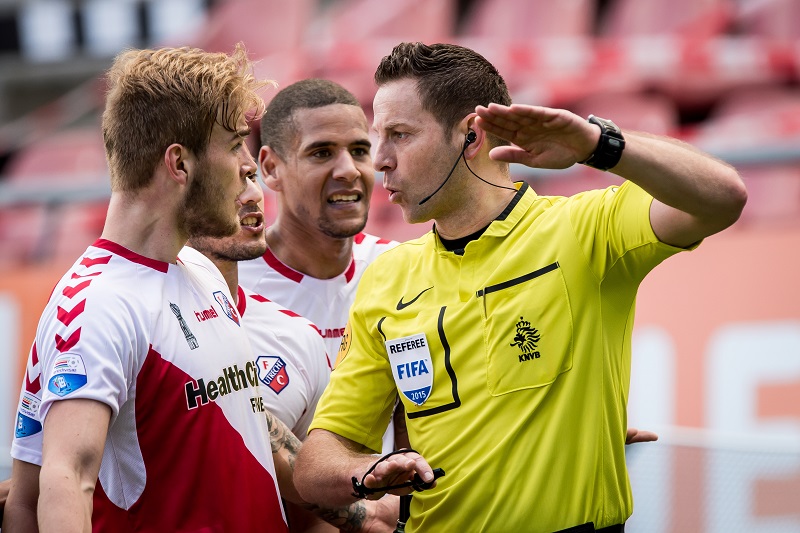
[594,116,621,135]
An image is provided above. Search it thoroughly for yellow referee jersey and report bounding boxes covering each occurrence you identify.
[311,181,692,532]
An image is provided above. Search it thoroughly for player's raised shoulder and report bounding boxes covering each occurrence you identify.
[351,232,399,260]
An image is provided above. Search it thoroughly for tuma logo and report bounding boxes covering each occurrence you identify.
[510,316,541,362]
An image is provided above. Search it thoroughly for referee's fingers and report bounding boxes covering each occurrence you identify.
[367,452,434,488]
[625,427,659,444]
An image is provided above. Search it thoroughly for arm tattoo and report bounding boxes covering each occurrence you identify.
[265,410,301,462]
[300,500,368,531]
[264,411,371,530]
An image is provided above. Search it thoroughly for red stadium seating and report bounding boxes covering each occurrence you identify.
[319,0,456,44]
[568,91,680,136]
[5,127,107,184]
[51,201,108,264]
[461,0,595,39]
[0,205,47,268]
[195,0,315,58]
[599,0,733,38]
[735,0,800,42]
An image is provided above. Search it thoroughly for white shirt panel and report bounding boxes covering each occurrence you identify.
[238,232,398,450]
[237,285,330,439]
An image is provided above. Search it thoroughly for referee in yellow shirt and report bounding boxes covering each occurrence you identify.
[294,42,747,533]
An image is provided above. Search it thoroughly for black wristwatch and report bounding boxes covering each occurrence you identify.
[579,115,625,171]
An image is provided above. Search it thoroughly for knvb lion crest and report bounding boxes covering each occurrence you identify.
[510,316,541,361]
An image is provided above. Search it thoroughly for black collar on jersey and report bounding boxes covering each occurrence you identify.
[436,181,528,254]
[439,224,490,252]
[496,181,527,221]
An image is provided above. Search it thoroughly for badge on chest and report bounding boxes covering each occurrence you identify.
[386,333,433,406]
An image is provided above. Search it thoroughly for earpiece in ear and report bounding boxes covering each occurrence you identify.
[465,130,477,145]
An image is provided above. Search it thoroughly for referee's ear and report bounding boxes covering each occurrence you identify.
[259,145,282,192]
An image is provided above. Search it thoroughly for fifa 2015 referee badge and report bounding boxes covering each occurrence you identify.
[386,333,433,406]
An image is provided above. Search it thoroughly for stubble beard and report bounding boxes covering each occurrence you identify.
[181,165,239,240]
[190,237,266,264]
[317,211,368,239]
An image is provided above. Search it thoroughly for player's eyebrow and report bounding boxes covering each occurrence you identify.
[372,120,407,132]
[304,138,372,151]
[232,127,251,139]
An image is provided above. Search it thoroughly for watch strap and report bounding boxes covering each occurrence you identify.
[580,114,625,171]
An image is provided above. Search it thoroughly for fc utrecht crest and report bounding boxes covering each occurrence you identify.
[256,355,290,394]
[213,291,240,326]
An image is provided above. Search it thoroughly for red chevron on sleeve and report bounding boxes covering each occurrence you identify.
[62,280,93,299]
[55,328,82,353]
[25,370,41,395]
[25,343,41,394]
[58,300,86,327]
[80,255,112,268]
[279,309,301,318]
[71,271,102,279]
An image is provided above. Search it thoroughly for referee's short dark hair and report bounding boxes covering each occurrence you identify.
[375,42,512,145]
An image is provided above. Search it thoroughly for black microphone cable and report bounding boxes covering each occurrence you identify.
[418,133,517,206]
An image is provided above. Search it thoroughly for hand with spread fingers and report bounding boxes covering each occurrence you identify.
[475,103,600,169]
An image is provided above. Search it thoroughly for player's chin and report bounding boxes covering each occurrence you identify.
[320,217,367,239]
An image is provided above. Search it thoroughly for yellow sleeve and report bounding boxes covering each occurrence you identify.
[568,181,695,283]
[309,265,397,453]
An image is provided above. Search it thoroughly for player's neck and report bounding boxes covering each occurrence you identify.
[265,221,353,280]
[101,192,186,263]
[209,257,240,303]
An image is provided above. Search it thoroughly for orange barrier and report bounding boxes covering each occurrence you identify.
[2,260,75,387]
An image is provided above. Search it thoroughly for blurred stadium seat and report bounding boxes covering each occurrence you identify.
[305,0,457,106]
[196,0,315,57]
[690,85,800,151]
[568,91,680,135]
[0,200,107,268]
[599,0,733,38]
[738,164,800,227]
[4,127,107,184]
[0,205,47,268]
[460,0,595,39]
[50,200,108,264]
[735,0,800,42]
[319,0,456,44]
